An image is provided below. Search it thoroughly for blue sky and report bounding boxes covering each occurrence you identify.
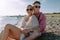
[0,0,60,16]
[40,0,60,13]
[24,0,60,13]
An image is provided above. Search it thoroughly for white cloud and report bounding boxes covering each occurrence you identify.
[0,0,29,16]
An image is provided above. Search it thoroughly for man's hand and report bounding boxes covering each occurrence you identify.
[23,29,30,33]
[22,29,30,36]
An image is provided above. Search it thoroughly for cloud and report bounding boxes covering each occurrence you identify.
[0,0,29,16]
[0,0,43,16]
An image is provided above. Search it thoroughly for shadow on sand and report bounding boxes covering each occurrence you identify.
[35,32,60,40]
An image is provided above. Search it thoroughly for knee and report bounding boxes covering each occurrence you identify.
[5,24,11,29]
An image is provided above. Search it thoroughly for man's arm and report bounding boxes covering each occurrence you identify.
[39,14,46,32]
[29,27,40,32]
[29,14,46,32]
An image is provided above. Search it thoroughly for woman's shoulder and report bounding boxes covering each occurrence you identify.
[30,15,37,19]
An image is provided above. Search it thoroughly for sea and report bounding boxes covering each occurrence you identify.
[0,16,23,32]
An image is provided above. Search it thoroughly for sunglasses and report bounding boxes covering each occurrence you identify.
[26,8,33,11]
[34,6,40,8]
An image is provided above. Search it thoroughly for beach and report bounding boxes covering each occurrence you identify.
[45,14,60,35]
[0,14,60,40]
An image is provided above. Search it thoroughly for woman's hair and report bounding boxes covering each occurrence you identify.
[27,5,33,9]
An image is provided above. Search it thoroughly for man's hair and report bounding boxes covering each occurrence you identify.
[33,1,41,5]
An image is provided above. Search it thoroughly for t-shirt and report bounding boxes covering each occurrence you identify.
[16,15,39,30]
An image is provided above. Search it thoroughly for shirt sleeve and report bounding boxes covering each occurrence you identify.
[16,17,26,28]
[39,14,46,32]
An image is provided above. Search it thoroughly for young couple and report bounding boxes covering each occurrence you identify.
[0,1,46,40]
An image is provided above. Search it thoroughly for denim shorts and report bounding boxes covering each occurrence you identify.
[20,31,33,40]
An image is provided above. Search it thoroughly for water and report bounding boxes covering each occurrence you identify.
[0,16,23,32]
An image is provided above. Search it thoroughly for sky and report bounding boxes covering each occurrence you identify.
[0,0,60,16]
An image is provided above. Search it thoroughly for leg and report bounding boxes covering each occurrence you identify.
[7,37,15,40]
[0,30,4,39]
[0,24,22,40]
[0,31,14,40]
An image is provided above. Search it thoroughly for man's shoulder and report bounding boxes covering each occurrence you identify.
[39,12,45,16]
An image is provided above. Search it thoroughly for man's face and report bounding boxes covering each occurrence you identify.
[33,3,40,14]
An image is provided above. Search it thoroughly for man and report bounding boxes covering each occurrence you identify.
[33,1,46,34]
[24,1,46,40]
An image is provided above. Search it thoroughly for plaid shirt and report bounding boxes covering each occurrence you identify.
[37,12,46,33]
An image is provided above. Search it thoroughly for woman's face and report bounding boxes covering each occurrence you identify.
[26,6,34,16]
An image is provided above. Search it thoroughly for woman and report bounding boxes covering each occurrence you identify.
[0,5,40,40]
[18,5,40,40]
